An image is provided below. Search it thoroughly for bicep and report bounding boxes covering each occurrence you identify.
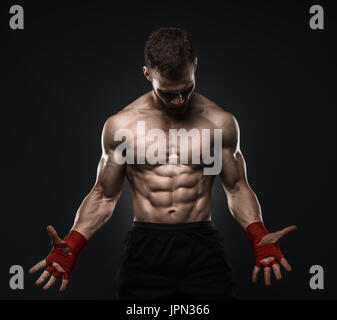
[93,116,126,199]
[220,148,247,192]
[94,149,126,199]
[218,113,248,192]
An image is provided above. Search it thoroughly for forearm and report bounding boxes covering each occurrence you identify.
[71,185,121,240]
[226,181,262,229]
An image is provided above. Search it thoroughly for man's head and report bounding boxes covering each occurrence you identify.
[143,27,198,113]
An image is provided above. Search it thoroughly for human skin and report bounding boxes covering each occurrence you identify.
[29,60,296,291]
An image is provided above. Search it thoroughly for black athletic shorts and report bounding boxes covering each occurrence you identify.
[115,221,235,300]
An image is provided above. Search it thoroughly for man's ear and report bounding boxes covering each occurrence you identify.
[193,57,198,71]
[143,66,152,82]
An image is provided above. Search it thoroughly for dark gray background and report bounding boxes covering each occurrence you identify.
[0,0,336,300]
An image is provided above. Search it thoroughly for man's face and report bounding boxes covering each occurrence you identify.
[145,61,197,114]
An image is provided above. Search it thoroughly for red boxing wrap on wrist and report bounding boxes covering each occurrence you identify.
[245,222,283,267]
[45,230,87,279]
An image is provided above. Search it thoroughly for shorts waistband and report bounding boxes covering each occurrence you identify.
[130,221,215,232]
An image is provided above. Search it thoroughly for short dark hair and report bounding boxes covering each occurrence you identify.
[144,27,195,80]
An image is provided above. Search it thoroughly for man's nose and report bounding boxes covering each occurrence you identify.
[171,95,184,106]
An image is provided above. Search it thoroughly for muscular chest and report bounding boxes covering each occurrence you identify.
[114,116,223,175]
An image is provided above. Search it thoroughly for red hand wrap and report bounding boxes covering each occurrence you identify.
[45,230,87,279]
[245,222,283,268]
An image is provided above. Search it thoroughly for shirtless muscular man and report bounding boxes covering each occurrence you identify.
[29,27,297,299]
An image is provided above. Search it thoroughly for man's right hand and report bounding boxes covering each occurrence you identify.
[29,225,87,292]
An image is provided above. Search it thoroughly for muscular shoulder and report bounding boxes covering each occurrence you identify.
[105,94,150,129]
[102,93,152,150]
[194,93,239,148]
[105,92,155,131]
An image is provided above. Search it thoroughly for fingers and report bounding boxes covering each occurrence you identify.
[35,269,68,292]
[280,257,292,272]
[33,262,66,291]
[30,260,65,275]
[278,225,297,239]
[252,266,260,283]
[47,225,63,244]
[35,269,52,286]
[60,278,69,292]
[52,262,65,273]
[29,259,47,274]
[271,263,282,280]
[254,257,282,286]
[264,266,271,286]
[252,264,281,285]
[253,257,292,286]
[42,272,60,290]
[259,225,297,244]
[260,256,275,266]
